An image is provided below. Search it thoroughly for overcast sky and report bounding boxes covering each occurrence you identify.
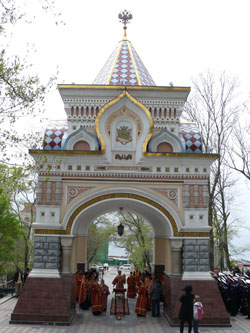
[6,0,250,260]
[9,0,250,120]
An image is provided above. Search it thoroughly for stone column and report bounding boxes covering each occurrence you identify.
[71,235,88,272]
[182,238,212,280]
[30,235,60,278]
[61,236,73,274]
[153,237,172,274]
[170,239,183,274]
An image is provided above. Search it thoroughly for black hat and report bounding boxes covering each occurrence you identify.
[183,285,193,293]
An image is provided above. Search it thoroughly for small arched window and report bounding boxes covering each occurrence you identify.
[157,142,173,153]
[73,141,90,151]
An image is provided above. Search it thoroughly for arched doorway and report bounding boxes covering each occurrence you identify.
[60,191,183,277]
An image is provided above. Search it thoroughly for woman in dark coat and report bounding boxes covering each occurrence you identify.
[178,285,195,333]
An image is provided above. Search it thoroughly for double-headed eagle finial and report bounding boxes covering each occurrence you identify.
[118,10,133,38]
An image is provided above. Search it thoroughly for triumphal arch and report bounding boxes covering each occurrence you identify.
[11,12,229,326]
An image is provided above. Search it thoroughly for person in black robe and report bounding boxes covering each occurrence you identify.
[246,282,250,320]
[230,278,240,316]
[178,285,195,333]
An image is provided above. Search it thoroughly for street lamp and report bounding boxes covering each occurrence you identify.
[117,207,124,236]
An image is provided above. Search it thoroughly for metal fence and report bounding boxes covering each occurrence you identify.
[0,280,15,298]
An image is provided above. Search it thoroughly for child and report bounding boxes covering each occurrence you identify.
[193,295,203,333]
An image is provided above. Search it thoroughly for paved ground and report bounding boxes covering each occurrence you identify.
[0,267,250,333]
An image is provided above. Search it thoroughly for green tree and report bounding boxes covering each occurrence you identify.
[0,188,22,275]
[0,0,60,266]
[114,212,153,272]
[87,216,116,264]
[0,164,35,270]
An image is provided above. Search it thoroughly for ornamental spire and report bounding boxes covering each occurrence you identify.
[118,10,133,39]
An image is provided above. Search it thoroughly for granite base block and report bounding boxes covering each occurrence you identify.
[162,274,230,326]
[10,274,76,325]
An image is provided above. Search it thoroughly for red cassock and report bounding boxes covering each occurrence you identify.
[127,275,136,298]
[134,271,141,287]
[101,284,110,310]
[91,282,103,313]
[135,285,147,316]
[75,273,83,300]
[78,276,88,304]
[146,280,153,310]
[112,274,126,289]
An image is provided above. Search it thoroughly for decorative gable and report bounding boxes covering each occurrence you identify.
[96,91,152,163]
[148,129,185,153]
[62,128,100,151]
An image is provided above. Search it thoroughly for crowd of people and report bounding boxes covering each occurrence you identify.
[75,267,163,317]
[211,266,250,320]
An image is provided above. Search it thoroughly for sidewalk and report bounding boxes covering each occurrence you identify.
[0,295,14,305]
[0,268,249,333]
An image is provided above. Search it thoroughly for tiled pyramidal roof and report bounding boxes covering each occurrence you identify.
[93,39,156,86]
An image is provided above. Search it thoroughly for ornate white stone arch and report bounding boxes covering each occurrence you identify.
[61,187,183,238]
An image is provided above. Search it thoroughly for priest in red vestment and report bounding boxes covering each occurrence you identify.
[127,272,136,298]
[75,270,83,301]
[146,276,153,310]
[101,279,110,311]
[134,268,141,288]
[91,277,103,315]
[112,270,126,290]
[79,274,91,310]
[135,281,147,316]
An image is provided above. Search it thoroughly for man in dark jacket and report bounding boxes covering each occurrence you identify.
[178,285,194,333]
[150,279,163,317]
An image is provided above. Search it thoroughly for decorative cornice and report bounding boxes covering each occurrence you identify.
[57,84,191,92]
[29,149,219,159]
[29,149,103,155]
[38,171,209,181]
[144,152,219,158]
[35,193,210,238]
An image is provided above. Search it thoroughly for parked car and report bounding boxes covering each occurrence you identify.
[98,264,104,272]
[90,264,103,271]
[119,264,131,271]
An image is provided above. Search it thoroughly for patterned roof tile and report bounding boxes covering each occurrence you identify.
[93,39,155,86]
[179,123,203,153]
